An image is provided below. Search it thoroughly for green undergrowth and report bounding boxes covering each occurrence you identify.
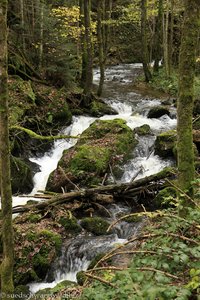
[149,68,200,99]
[80,206,200,299]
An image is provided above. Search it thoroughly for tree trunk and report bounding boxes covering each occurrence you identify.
[168,0,174,76]
[0,0,14,298]
[39,0,44,71]
[97,0,105,96]
[153,0,163,73]
[79,0,87,87]
[141,0,152,82]
[163,0,169,77]
[83,0,93,98]
[20,0,25,52]
[177,0,200,205]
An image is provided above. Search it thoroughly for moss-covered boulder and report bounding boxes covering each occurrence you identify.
[134,124,151,135]
[14,229,62,285]
[46,119,138,192]
[10,156,34,194]
[147,106,170,119]
[89,100,118,117]
[80,217,110,235]
[154,187,177,208]
[154,130,177,158]
[58,216,82,234]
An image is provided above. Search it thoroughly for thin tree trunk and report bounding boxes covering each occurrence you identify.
[20,0,25,52]
[177,0,200,206]
[169,0,174,76]
[0,0,14,298]
[97,0,105,96]
[39,0,44,71]
[83,0,93,98]
[79,0,87,87]
[163,0,169,77]
[141,0,152,82]
[104,0,112,56]
[153,0,163,73]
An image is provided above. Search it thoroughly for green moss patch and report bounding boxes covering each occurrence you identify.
[80,217,110,236]
[58,216,82,234]
[134,124,151,135]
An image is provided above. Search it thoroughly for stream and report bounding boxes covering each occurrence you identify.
[12,64,177,294]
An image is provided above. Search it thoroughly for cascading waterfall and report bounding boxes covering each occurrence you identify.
[9,64,177,294]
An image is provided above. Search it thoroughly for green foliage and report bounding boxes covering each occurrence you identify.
[58,216,82,233]
[80,205,200,300]
[150,69,179,96]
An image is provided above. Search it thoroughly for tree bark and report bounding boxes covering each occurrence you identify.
[83,0,93,98]
[163,0,169,77]
[97,0,105,96]
[153,0,163,73]
[177,0,200,204]
[168,0,174,76]
[0,0,14,298]
[141,0,152,82]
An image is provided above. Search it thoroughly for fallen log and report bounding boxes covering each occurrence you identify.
[12,168,175,214]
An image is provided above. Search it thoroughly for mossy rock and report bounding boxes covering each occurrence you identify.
[14,268,39,286]
[10,156,34,194]
[14,229,62,285]
[147,106,170,119]
[46,119,138,192]
[134,124,151,135]
[58,216,82,234]
[154,130,177,158]
[27,213,42,223]
[80,217,110,235]
[154,187,177,208]
[89,100,118,117]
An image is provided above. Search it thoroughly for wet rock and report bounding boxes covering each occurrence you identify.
[147,106,170,118]
[154,130,177,158]
[134,124,151,135]
[80,217,110,235]
[89,100,118,117]
[58,216,82,234]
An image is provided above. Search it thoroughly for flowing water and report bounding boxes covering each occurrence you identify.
[8,64,177,294]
